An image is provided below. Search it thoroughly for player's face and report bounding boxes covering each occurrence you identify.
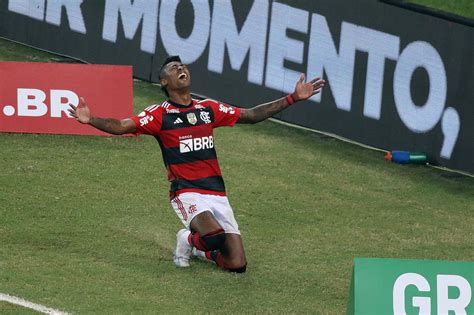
[162,62,191,91]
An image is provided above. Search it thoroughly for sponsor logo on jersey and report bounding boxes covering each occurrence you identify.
[179,136,214,153]
[187,112,197,125]
[166,108,180,114]
[194,104,205,110]
[139,115,154,126]
[200,111,211,124]
[219,104,235,114]
[174,117,183,124]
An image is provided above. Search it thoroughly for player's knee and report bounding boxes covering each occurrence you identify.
[228,264,247,273]
[202,229,226,251]
[225,256,247,273]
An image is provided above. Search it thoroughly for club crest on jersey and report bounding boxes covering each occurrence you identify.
[187,112,197,125]
[200,111,211,124]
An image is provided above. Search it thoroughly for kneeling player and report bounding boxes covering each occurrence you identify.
[68,56,324,273]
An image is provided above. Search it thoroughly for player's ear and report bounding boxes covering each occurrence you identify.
[160,77,168,88]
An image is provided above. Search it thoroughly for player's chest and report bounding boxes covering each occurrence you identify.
[158,108,214,146]
[161,108,214,130]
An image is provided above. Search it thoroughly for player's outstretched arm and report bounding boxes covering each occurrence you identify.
[68,97,136,135]
[237,74,325,124]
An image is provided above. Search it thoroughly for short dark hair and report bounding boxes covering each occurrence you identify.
[159,55,181,98]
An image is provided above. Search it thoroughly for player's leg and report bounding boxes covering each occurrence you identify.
[174,212,228,267]
[172,193,246,272]
[171,194,226,267]
[189,211,227,252]
[209,233,247,272]
[194,196,247,272]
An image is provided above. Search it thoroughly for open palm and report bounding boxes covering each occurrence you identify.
[293,73,325,101]
[68,97,91,124]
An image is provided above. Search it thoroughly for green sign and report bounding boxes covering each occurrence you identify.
[347,258,474,315]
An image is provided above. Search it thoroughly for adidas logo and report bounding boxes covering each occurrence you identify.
[174,118,183,124]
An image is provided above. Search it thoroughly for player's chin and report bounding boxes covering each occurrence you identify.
[177,80,191,88]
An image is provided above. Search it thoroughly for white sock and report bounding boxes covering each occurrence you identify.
[192,248,207,258]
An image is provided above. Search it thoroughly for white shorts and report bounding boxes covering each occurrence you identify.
[171,192,240,235]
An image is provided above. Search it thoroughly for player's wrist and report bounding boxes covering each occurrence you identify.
[286,93,298,105]
[85,115,94,125]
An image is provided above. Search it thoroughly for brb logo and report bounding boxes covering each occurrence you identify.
[393,273,472,314]
[179,135,214,153]
[2,88,78,118]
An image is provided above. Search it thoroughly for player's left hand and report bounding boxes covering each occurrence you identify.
[293,73,325,102]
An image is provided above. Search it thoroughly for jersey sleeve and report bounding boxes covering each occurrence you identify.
[130,104,163,135]
[207,100,241,127]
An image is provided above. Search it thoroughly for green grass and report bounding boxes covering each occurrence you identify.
[0,302,39,314]
[406,0,474,19]
[1,35,473,315]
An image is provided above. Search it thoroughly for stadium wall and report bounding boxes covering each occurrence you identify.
[0,0,473,174]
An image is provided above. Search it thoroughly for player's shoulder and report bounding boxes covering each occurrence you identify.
[197,98,232,114]
[196,99,238,117]
[138,101,176,116]
[197,98,220,107]
[140,103,161,114]
[158,100,182,114]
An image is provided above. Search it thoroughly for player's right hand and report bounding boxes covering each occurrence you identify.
[68,97,91,124]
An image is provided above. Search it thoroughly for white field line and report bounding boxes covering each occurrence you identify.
[0,293,70,315]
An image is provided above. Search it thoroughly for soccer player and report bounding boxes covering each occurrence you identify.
[69,56,325,273]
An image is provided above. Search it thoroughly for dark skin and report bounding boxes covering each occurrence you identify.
[69,62,325,268]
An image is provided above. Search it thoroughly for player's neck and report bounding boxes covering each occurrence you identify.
[168,90,192,106]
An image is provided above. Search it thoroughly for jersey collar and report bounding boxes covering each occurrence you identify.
[167,99,196,108]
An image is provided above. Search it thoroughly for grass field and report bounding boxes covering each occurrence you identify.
[407,0,474,19]
[1,16,473,315]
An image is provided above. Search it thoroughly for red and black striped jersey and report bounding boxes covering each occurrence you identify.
[130,98,241,198]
